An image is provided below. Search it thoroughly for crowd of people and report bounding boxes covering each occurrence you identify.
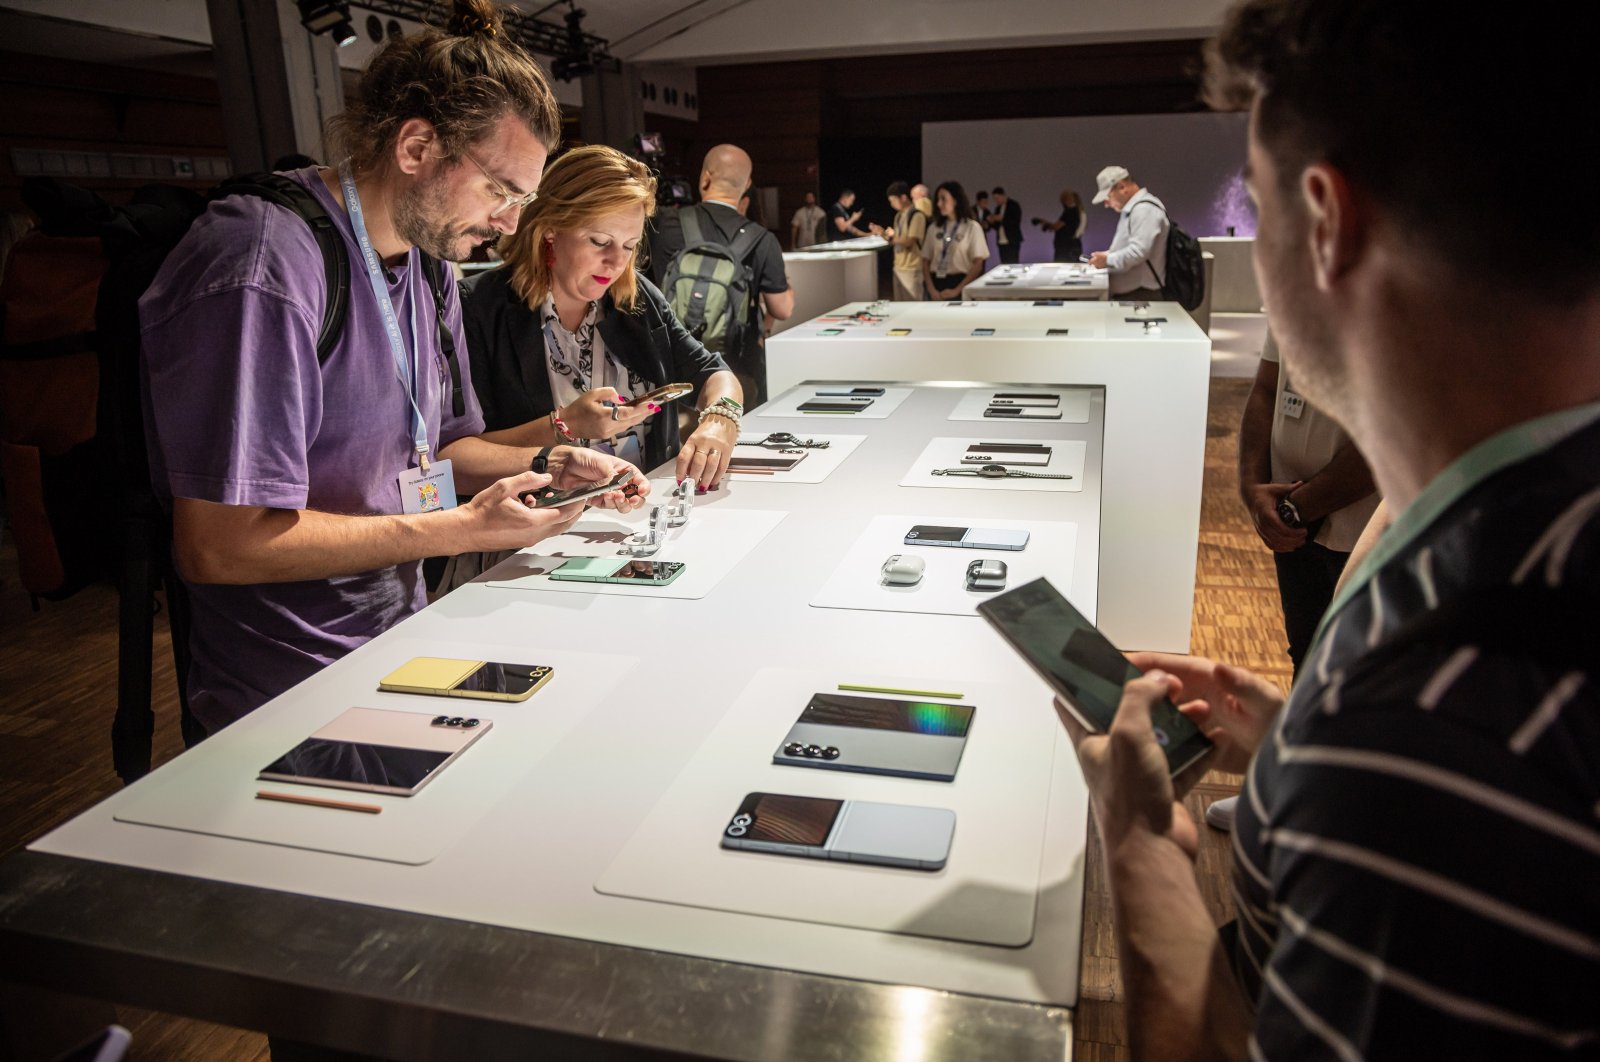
[124,0,1597,1057]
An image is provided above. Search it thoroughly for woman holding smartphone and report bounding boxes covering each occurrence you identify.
[461,144,743,492]
[921,181,989,301]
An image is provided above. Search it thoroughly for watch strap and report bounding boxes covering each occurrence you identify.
[531,445,556,475]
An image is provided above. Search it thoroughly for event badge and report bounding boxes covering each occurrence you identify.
[1281,390,1306,420]
[399,459,457,514]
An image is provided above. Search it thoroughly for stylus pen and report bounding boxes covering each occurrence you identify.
[256,790,383,814]
[838,683,965,700]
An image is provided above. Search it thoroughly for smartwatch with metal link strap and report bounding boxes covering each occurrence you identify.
[931,463,1073,480]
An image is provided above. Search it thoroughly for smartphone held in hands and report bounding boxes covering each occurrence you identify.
[978,578,1212,776]
[522,467,639,508]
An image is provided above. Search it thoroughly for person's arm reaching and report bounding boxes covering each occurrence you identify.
[174,446,646,585]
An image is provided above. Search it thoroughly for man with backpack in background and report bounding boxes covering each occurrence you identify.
[1088,165,1170,300]
[649,143,793,406]
[137,0,647,738]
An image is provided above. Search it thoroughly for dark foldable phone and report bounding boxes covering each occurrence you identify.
[977,578,1212,775]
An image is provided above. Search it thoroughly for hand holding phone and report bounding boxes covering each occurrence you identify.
[523,467,640,509]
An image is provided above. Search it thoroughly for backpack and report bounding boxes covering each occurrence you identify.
[23,172,463,780]
[1130,200,1206,311]
[661,205,766,357]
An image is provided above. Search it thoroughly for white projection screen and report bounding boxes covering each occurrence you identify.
[922,113,1255,264]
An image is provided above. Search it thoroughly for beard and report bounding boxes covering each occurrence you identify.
[393,178,498,262]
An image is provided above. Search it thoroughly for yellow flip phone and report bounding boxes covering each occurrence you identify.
[378,657,554,702]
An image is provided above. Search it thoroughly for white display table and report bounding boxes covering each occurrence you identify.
[767,300,1210,652]
[10,384,1107,1059]
[776,247,879,335]
[966,262,1109,300]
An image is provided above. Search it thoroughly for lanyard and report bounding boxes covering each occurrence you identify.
[937,220,962,273]
[339,164,431,472]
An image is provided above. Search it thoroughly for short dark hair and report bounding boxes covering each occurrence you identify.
[838,188,854,199]
[933,181,972,228]
[975,190,989,200]
[1205,0,1599,297]
[992,186,1005,195]
[886,181,909,199]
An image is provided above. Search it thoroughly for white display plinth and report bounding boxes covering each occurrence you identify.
[776,249,880,335]
[767,300,1208,652]
[965,262,1109,300]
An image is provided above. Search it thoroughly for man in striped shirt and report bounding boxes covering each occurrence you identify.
[1058,1,1600,1058]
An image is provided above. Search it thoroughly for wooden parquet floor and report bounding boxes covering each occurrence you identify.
[0,376,1286,1062]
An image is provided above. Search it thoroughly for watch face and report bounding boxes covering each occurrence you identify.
[979,465,1010,478]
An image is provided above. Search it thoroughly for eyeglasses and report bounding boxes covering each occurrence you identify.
[462,151,537,219]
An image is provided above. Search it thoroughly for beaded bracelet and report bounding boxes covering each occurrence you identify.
[550,407,577,444]
[698,404,741,429]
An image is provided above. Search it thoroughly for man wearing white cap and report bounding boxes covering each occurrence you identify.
[1087,165,1168,300]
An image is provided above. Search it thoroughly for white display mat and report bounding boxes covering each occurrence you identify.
[727,433,866,484]
[484,495,786,601]
[947,387,1092,423]
[113,642,635,866]
[900,438,1086,493]
[596,668,1057,947]
[811,514,1077,617]
[753,385,914,420]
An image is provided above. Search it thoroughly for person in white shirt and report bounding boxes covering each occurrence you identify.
[789,191,824,249]
[1087,165,1168,299]
[920,181,988,300]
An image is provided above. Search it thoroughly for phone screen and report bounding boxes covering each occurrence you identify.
[260,739,450,791]
[455,662,547,695]
[729,454,803,470]
[802,693,974,737]
[607,561,681,582]
[735,793,842,845]
[978,578,1211,771]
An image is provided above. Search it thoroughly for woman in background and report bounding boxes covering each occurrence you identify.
[1034,188,1086,262]
[921,181,989,300]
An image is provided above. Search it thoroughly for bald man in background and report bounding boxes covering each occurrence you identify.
[649,143,793,405]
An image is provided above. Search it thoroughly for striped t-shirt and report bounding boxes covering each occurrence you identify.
[1233,405,1600,1059]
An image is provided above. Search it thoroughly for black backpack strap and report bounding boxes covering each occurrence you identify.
[215,174,349,364]
[680,205,707,247]
[1125,199,1170,290]
[418,255,465,418]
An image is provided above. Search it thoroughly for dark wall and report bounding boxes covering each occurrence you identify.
[0,51,227,212]
[688,38,1207,248]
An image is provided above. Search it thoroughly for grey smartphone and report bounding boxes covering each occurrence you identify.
[816,386,885,397]
[983,406,1063,420]
[797,399,871,414]
[547,557,685,585]
[721,792,955,871]
[964,442,1053,466]
[977,578,1213,776]
[904,524,1030,551]
[522,467,639,508]
[773,692,975,782]
[728,451,808,472]
[989,392,1061,407]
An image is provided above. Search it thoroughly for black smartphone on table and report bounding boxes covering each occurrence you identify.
[977,578,1212,775]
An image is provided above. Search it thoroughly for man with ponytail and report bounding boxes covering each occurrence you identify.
[138,0,647,735]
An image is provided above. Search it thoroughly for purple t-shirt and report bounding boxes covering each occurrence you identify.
[139,167,484,733]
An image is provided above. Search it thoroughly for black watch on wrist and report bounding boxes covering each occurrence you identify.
[1276,494,1304,529]
[531,445,555,475]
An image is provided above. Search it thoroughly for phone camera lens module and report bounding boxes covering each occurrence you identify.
[821,746,841,760]
[431,715,449,726]
[726,824,747,837]
[733,814,752,827]
[462,718,480,728]
[804,744,824,758]
[446,716,465,727]
[783,742,805,757]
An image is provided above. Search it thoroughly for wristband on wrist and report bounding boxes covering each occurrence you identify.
[530,445,555,475]
[550,407,576,444]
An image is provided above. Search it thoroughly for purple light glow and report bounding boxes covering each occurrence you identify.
[1209,170,1257,237]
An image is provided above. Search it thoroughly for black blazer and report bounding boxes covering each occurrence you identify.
[460,268,731,470]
